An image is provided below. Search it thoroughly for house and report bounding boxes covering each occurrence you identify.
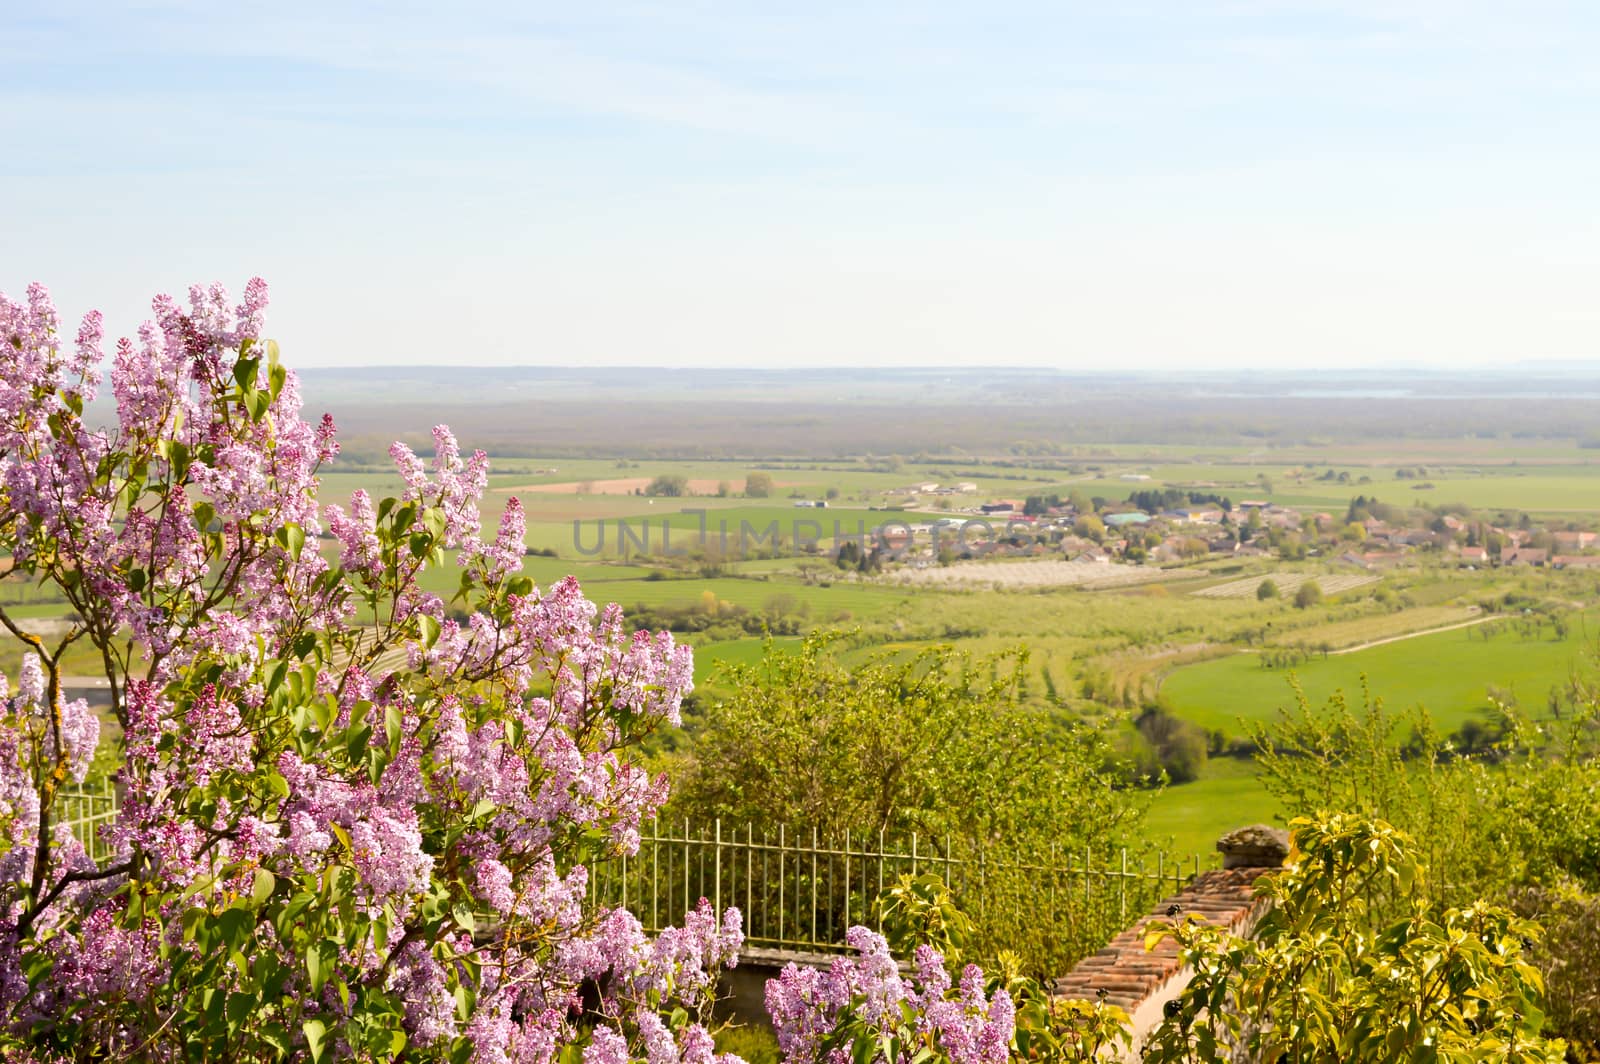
[980,500,1022,514]
[1460,546,1488,564]
[1073,548,1111,564]
[1554,555,1600,569]
[1504,547,1548,567]
[1553,531,1597,553]
[954,482,978,493]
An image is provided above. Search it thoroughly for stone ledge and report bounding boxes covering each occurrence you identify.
[1053,828,1286,1061]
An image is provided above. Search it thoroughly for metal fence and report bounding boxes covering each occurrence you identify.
[56,794,1213,955]
[57,780,120,865]
[588,818,1212,953]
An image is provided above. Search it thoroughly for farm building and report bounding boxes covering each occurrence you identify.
[1554,555,1600,569]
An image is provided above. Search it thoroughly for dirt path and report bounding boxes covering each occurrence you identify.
[1326,613,1500,655]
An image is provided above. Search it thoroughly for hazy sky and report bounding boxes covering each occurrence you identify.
[4,1,1598,369]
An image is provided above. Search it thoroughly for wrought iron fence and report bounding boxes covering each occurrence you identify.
[57,780,120,865]
[588,818,1214,954]
[57,793,1215,955]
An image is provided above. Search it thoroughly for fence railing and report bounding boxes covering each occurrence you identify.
[57,793,1214,955]
[588,818,1213,954]
[57,780,120,865]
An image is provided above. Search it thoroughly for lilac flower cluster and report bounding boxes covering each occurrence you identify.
[0,280,743,1061]
[766,928,1014,1064]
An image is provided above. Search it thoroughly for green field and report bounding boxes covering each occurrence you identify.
[1162,611,1600,738]
[688,636,806,691]
[1142,758,1278,860]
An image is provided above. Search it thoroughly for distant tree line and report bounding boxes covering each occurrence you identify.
[1125,488,1232,513]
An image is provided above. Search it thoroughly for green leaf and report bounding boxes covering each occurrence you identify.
[252,869,277,906]
[423,507,448,540]
[233,356,261,390]
[217,906,254,951]
[265,659,289,695]
[417,613,441,649]
[306,942,330,994]
[304,1018,328,1063]
[347,723,373,764]
[385,704,404,753]
[276,522,306,559]
[225,990,257,1031]
[254,389,274,420]
[260,1022,292,1054]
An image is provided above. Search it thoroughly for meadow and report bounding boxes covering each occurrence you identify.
[1161,611,1600,739]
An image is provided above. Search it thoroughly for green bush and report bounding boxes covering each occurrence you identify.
[1142,815,1566,1063]
[1293,579,1323,608]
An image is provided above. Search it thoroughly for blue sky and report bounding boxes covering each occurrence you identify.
[3,1,1598,368]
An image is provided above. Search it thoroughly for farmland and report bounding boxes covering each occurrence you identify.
[1191,572,1379,599]
[1161,611,1600,739]
[15,372,1600,868]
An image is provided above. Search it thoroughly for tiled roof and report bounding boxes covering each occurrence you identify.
[1052,867,1267,1010]
[1052,826,1286,1060]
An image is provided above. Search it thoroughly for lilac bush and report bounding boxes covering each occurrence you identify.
[766,928,1013,1064]
[0,280,742,1060]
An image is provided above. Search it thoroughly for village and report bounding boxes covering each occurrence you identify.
[850,476,1600,573]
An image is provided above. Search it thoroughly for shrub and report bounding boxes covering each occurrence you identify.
[646,473,689,496]
[1255,578,1278,600]
[673,635,1147,975]
[0,280,741,1060]
[1142,815,1566,1063]
[1135,708,1208,784]
[1293,579,1323,608]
